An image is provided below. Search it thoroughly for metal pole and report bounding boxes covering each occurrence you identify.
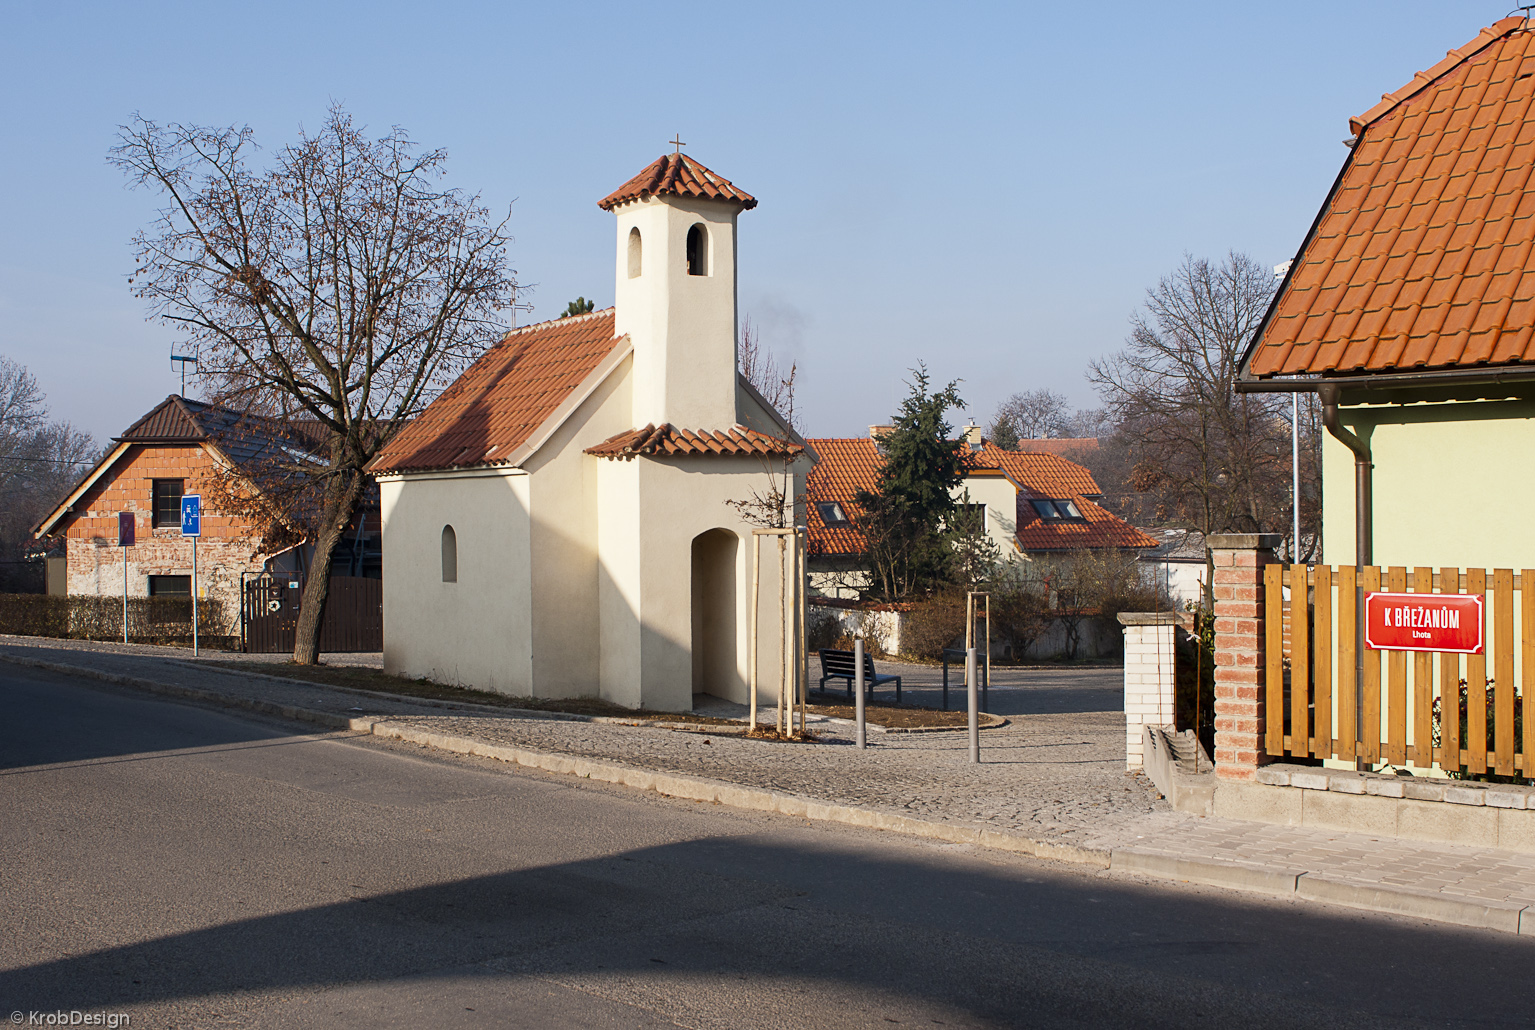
[192,538,199,657]
[122,545,129,645]
[983,594,990,713]
[855,636,866,749]
[967,646,980,763]
[749,535,760,733]
[1292,393,1301,562]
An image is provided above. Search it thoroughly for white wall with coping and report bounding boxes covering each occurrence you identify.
[1118,612,1185,770]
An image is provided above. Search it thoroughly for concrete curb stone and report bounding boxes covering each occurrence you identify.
[5,649,1531,938]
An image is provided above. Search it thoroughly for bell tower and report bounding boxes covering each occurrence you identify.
[601,152,757,430]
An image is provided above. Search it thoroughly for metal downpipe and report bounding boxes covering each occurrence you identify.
[1317,382,1370,770]
[1317,383,1371,567]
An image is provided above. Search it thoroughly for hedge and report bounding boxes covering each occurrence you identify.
[0,594,235,649]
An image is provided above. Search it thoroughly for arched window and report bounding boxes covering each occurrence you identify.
[686,223,708,276]
[441,525,457,583]
[627,227,642,278]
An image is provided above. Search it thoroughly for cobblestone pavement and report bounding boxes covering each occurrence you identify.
[6,634,1535,930]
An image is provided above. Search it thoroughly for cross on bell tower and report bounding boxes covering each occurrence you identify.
[669,134,686,154]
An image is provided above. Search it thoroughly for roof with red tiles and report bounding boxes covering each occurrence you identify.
[369,309,625,474]
[1012,437,1100,459]
[1245,17,1535,381]
[585,423,803,459]
[598,154,757,212]
[804,438,1152,556]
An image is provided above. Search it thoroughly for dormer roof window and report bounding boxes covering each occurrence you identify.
[1030,498,1084,521]
[816,501,850,526]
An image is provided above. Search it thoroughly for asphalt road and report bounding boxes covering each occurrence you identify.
[2,665,1532,1029]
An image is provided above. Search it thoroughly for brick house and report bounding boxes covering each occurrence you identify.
[33,395,379,632]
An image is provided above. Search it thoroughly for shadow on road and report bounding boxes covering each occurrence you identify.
[3,830,1530,1029]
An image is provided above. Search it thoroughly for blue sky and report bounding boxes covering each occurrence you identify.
[0,1,1507,443]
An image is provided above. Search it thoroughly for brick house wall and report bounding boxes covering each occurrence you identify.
[62,443,271,632]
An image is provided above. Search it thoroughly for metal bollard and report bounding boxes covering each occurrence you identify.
[967,646,979,763]
[855,636,867,749]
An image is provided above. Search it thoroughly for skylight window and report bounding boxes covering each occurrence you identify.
[817,501,849,526]
[1030,498,1084,521]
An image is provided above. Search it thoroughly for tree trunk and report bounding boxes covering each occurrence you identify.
[292,469,366,665]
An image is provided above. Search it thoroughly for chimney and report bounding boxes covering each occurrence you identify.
[963,423,984,447]
[869,425,893,440]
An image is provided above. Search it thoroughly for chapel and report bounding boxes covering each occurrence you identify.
[369,154,812,712]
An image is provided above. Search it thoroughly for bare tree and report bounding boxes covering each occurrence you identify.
[1087,252,1300,583]
[988,389,1071,447]
[112,106,517,663]
[0,356,97,589]
[738,317,799,431]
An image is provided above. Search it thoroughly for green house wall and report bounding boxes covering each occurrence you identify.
[1321,383,1535,571]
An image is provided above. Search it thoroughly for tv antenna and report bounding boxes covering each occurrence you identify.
[170,353,198,396]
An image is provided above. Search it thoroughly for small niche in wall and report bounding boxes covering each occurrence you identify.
[627,227,642,278]
[441,525,458,583]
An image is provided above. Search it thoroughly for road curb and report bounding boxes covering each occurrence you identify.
[6,649,1531,936]
[0,650,1106,869]
[1111,847,1532,936]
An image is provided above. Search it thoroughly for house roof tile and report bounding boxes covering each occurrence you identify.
[369,309,624,474]
[598,154,757,212]
[1247,17,1535,379]
[585,423,802,459]
[803,438,1153,556]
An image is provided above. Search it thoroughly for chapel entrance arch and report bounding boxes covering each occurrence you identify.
[690,528,739,698]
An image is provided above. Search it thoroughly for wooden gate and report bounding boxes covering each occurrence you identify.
[242,574,383,653]
[1265,565,1531,777]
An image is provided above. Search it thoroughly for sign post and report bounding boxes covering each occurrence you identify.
[117,512,134,644]
[181,495,201,656]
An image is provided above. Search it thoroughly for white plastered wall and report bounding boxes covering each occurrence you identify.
[598,454,803,713]
[612,194,740,430]
[951,473,1020,559]
[379,469,533,692]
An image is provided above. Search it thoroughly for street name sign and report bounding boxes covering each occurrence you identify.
[181,495,201,538]
[1364,591,1483,654]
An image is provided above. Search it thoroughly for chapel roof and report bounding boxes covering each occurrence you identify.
[1244,16,1535,381]
[369,309,624,474]
[598,153,757,212]
[803,437,1153,556]
[585,423,802,459]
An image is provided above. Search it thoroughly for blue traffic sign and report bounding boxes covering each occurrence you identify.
[181,494,202,537]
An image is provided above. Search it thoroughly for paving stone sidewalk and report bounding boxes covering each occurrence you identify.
[4,635,1533,935]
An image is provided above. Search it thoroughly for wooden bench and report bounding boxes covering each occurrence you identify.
[816,649,902,702]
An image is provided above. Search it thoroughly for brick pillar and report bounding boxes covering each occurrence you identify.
[1117,612,1181,771]
[1209,533,1281,781]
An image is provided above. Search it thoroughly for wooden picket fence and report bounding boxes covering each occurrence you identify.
[1265,565,1532,778]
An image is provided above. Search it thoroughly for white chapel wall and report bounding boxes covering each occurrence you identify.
[379,470,533,693]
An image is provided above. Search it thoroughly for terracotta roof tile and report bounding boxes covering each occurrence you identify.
[370,309,623,474]
[803,438,1153,556]
[598,154,757,212]
[585,423,802,459]
[1249,17,1535,379]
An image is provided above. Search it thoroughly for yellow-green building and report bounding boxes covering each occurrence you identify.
[1238,16,1535,572]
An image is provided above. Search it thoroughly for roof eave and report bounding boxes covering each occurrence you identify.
[1237,364,1535,393]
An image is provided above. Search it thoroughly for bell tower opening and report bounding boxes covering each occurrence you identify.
[627,227,642,278]
[686,223,709,276]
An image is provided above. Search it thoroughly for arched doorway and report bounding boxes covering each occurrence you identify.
[691,528,738,698]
